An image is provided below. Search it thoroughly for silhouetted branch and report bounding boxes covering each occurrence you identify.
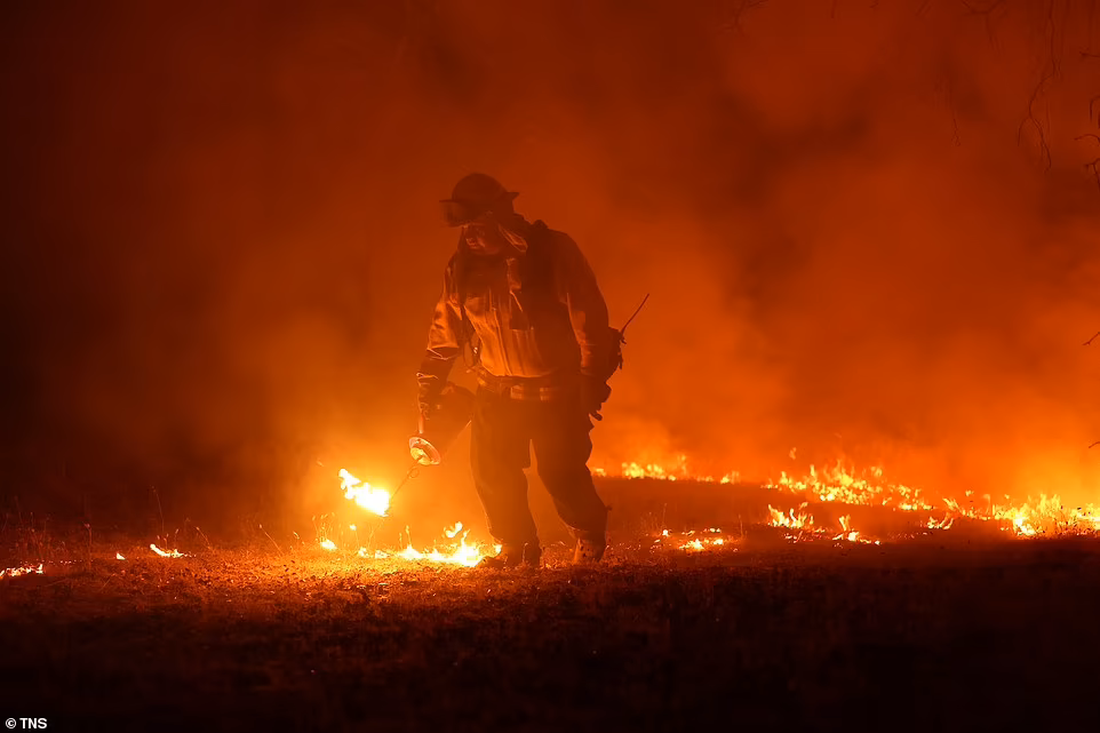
[1090,441,1100,449]
[1014,1,1060,171]
[1086,159,1100,193]
[717,0,768,34]
[1077,136,1100,191]
[1084,331,1100,346]
[1019,75,1056,171]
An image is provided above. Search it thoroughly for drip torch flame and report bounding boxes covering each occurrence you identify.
[150,544,183,558]
[339,468,392,517]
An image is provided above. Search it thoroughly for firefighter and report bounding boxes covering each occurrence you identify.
[417,173,614,568]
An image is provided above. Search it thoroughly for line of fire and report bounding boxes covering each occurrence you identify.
[2,1,1100,730]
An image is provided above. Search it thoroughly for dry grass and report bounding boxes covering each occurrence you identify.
[2,525,1100,731]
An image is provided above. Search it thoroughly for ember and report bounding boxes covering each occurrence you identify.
[653,528,737,552]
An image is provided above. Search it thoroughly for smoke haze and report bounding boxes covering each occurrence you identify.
[2,0,1099,534]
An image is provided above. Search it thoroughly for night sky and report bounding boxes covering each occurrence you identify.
[2,0,1099,531]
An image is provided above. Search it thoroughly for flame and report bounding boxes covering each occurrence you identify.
[764,505,879,544]
[150,544,183,558]
[596,451,1100,542]
[653,528,736,551]
[116,552,126,560]
[0,563,43,579]
[339,468,392,517]
[768,503,814,530]
[372,528,499,567]
[771,460,933,512]
[319,520,496,567]
[622,461,678,481]
[936,493,1100,537]
[927,515,955,530]
[607,456,738,484]
[833,515,862,542]
[331,468,498,565]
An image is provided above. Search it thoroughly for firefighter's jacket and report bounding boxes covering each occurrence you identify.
[417,217,613,406]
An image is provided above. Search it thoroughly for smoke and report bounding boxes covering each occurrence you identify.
[2,0,1099,529]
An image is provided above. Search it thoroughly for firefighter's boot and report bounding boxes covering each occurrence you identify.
[573,535,606,565]
[476,542,541,570]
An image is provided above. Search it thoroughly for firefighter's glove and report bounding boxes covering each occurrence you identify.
[417,389,442,434]
[580,377,612,421]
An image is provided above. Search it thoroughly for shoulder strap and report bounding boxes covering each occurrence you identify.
[452,248,481,368]
[521,221,557,300]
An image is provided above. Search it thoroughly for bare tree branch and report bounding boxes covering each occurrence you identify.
[1086,159,1100,192]
[1015,0,1062,172]
[1077,136,1100,191]
[718,0,768,34]
[1084,331,1100,346]
[1019,74,1056,171]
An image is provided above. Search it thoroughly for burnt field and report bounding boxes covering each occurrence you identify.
[2,478,1099,732]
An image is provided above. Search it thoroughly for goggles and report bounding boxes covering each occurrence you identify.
[440,200,490,228]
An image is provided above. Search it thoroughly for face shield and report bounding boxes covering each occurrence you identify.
[440,188,518,228]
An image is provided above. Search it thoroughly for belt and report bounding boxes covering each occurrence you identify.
[474,367,576,398]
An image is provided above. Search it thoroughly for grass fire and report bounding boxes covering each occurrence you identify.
[3,0,1100,730]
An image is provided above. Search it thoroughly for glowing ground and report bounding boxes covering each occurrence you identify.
[2,514,1099,730]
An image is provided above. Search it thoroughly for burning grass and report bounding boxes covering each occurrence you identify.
[593,454,1100,541]
[309,460,1100,577]
[2,471,1099,729]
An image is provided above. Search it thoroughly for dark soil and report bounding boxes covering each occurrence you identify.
[2,525,1098,732]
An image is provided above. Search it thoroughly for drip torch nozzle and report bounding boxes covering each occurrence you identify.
[389,460,423,502]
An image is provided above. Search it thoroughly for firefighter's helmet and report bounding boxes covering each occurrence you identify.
[440,173,519,227]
